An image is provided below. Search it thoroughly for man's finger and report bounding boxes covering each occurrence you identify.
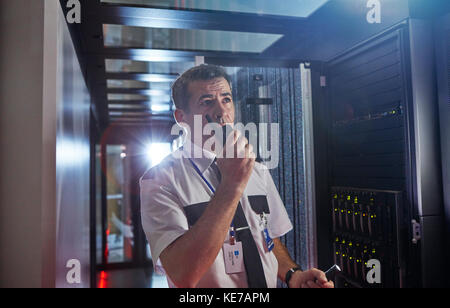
[224,128,240,146]
[306,280,321,288]
[321,281,335,288]
[313,269,328,284]
[235,135,250,158]
[243,143,254,159]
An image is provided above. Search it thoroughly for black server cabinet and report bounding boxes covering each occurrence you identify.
[316,21,446,288]
[434,12,450,287]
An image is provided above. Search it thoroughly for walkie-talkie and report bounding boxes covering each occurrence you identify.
[312,264,341,285]
[324,264,342,281]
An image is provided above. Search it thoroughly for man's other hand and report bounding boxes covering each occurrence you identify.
[289,268,335,288]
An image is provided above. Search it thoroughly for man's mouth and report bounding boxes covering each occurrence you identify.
[206,115,229,124]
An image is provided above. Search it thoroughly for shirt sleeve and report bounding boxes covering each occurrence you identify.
[140,175,189,264]
[261,166,293,239]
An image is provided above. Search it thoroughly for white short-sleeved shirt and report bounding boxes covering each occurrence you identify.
[139,141,293,288]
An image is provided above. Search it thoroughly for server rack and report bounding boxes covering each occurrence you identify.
[315,20,446,287]
[331,187,405,288]
[434,12,450,287]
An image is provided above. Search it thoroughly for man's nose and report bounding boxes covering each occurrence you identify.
[212,100,229,122]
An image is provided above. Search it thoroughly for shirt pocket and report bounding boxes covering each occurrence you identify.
[247,195,270,215]
[184,201,209,227]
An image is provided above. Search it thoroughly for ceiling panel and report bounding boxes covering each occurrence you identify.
[108,93,151,101]
[108,102,173,112]
[103,24,283,53]
[107,79,149,88]
[105,59,194,74]
[109,103,151,109]
[100,0,329,18]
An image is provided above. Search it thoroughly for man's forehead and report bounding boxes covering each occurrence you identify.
[189,77,231,94]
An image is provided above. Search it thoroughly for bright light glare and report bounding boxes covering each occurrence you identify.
[56,139,90,166]
[146,143,172,167]
[151,104,172,113]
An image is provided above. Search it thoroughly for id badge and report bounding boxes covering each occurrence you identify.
[263,228,274,252]
[260,213,274,252]
[223,242,245,274]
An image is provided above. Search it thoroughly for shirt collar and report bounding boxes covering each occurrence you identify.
[182,139,216,174]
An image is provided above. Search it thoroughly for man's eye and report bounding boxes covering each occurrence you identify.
[202,100,213,105]
[223,97,232,103]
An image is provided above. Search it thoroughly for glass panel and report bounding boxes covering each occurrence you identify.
[108,94,151,101]
[106,145,134,264]
[110,106,174,115]
[110,117,152,123]
[151,103,172,113]
[100,0,329,18]
[108,103,174,113]
[107,79,149,89]
[107,80,173,90]
[110,111,152,117]
[105,59,194,74]
[108,94,173,106]
[145,82,173,90]
[103,24,283,53]
[109,104,149,109]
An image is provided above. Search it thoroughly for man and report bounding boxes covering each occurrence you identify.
[140,64,334,288]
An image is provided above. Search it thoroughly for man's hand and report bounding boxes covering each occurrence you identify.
[216,129,256,193]
[288,268,335,288]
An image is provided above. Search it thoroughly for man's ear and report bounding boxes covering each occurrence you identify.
[174,108,185,124]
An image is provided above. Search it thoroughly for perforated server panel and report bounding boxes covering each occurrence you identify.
[327,27,410,192]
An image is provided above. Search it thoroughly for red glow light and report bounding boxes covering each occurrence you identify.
[98,271,107,289]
